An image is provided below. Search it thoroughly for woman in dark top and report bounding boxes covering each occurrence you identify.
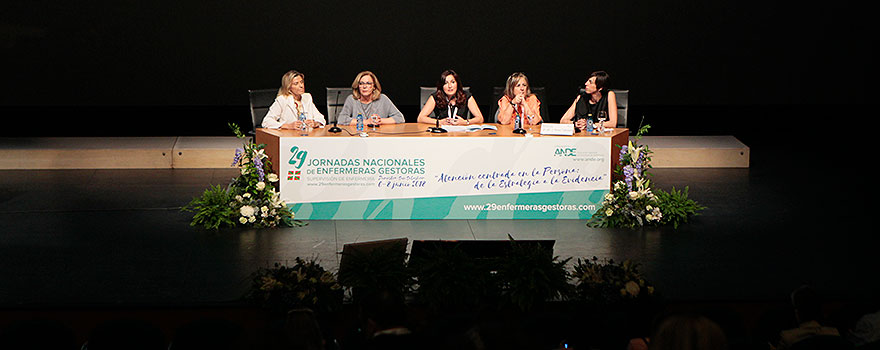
[417,70,484,125]
[561,71,618,130]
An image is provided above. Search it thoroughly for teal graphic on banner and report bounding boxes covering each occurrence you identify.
[290,190,605,220]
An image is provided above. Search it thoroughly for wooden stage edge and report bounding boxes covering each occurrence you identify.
[0,134,748,170]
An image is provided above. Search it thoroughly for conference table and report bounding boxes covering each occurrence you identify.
[256,123,628,220]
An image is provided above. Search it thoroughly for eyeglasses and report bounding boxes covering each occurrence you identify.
[358,82,374,86]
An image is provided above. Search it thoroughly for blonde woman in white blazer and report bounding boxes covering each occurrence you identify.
[262,70,326,129]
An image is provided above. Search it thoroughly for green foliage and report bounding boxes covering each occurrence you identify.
[654,186,705,229]
[185,123,304,230]
[182,184,236,230]
[337,242,411,303]
[496,240,573,312]
[409,244,501,312]
[572,257,655,306]
[589,123,705,229]
[245,258,343,315]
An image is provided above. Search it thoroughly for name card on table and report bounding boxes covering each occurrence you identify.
[540,123,575,136]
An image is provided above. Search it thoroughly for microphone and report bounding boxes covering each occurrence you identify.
[512,99,526,134]
[428,96,448,133]
[328,90,342,133]
[428,114,447,133]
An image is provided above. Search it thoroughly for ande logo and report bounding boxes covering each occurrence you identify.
[554,147,577,157]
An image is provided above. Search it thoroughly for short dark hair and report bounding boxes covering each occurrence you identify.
[791,285,822,323]
[590,71,610,91]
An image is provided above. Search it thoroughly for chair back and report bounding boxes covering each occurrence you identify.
[612,89,629,129]
[789,335,853,350]
[247,89,277,134]
[326,87,351,125]
[420,86,471,119]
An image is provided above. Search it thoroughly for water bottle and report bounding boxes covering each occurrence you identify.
[514,110,522,130]
[585,114,594,134]
[356,112,364,132]
[298,111,308,136]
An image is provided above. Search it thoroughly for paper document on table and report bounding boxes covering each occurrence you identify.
[540,123,575,136]
[442,124,498,132]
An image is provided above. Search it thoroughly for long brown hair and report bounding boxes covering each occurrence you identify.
[434,70,467,109]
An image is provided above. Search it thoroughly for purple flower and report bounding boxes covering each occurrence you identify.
[253,155,265,182]
[231,148,243,166]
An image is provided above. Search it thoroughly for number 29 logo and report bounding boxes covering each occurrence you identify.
[288,146,308,169]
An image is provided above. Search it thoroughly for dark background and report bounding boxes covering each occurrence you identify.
[2,0,874,143]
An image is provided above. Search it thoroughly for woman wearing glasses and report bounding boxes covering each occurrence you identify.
[262,70,326,129]
[560,70,617,130]
[416,69,484,125]
[496,72,542,126]
[337,71,405,125]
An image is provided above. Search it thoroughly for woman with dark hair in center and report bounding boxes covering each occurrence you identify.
[560,70,618,130]
[417,69,484,125]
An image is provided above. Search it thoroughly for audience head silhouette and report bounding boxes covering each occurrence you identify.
[648,313,728,350]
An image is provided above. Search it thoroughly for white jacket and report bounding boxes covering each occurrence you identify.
[261,93,326,129]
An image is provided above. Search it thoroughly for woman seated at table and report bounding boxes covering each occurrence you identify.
[417,69,484,125]
[337,71,405,126]
[560,70,617,130]
[262,70,326,129]
[496,72,542,126]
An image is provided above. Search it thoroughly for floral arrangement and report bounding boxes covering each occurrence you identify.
[245,257,343,314]
[572,256,655,306]
[183,123,303,230]
[588,124,704,228]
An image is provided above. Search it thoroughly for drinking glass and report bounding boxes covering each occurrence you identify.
[597,111,608,134]
[370,114,380,131]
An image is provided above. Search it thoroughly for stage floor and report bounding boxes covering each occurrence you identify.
[0,150,874,307]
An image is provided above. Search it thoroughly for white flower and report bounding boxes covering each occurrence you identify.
[241,167,250,175]
[629,191,640,200]
[239,217,248,224]
[267,173,279,182]
[261,206,269,213]
[256,182,265,191]
[255,149,267,160]
[248,216,256,223]
[235,195,243,202]
[240,205,256,217]
[605,208,614,216]
[242,193,251,198]
[646,205,653,211]
[646,214,654,221]
[624,280,641,297]
[604,194,614,201]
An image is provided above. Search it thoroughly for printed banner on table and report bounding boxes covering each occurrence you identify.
[279,137,611,219]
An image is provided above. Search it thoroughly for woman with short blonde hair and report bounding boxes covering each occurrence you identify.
[350,71,382,101]
[262,70,326,129]
[337,71,405,125]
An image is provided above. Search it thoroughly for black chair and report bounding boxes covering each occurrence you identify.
[488,86,549,124]
[247,88,277,135]
[325,87,350,126]
[419,86,472,120]
[613,89,629,129]
[790,335,854,350]
[83,319,166,350]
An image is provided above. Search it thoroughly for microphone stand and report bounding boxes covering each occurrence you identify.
[428,115,447,133]
[328,90,342,133]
